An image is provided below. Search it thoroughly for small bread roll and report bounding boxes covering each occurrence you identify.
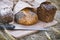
[14,8,38,25]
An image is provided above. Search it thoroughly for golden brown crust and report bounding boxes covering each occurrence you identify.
[14,8,38,25]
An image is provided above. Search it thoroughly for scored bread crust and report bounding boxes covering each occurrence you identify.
[14,8,38,25]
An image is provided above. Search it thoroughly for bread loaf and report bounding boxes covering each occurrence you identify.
[0,9,13,24]
[37,1,57,22]
[14,8,38,25]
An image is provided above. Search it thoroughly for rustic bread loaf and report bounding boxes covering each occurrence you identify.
[37,1,57,22]
[0,13,13,24]
[0,9,13,24]
[14,8,38,25]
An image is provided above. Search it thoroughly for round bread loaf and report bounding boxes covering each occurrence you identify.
[14,8,38,25]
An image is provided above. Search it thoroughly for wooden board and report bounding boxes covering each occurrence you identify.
[9,30,38,38]
[9,20,58,38]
